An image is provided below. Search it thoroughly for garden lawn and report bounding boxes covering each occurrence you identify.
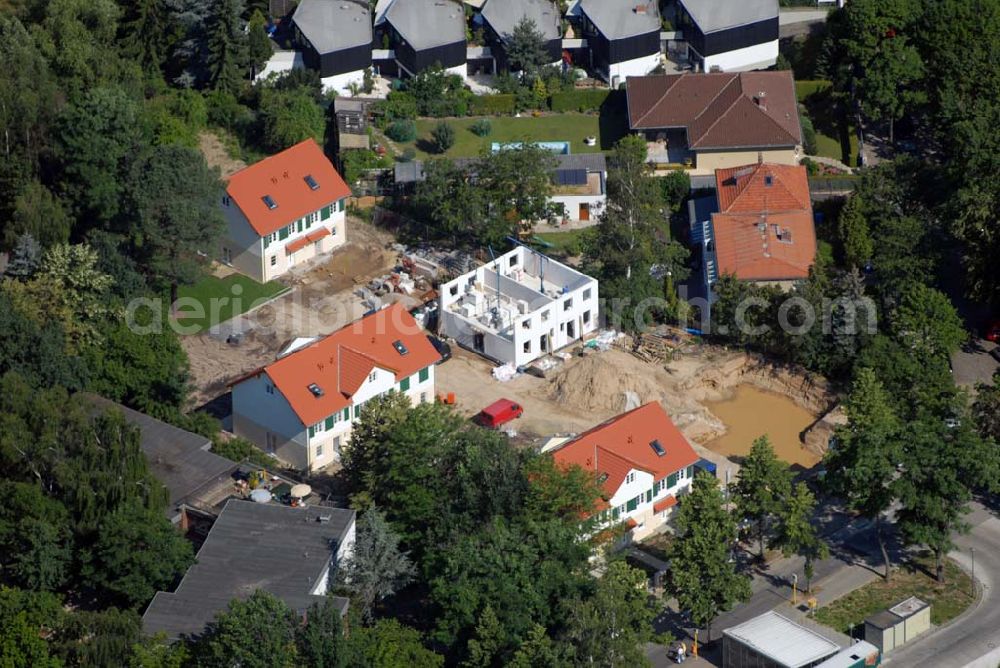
[173,273,287,332]
[798,81,859,165]
[533,228,591,258]
[814,556,974,634]
[405,113,620,159]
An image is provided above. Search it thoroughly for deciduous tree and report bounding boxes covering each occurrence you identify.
[732,436,793,560]
[194,590,298,668]
[668,471,751,640]
[823,368,901,578]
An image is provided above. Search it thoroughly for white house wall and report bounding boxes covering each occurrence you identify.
[300,364,437,470]
[263,209,347,282]
[609,52,662,88]
[551,193,606,223]
[698,40,779,73]
[221,202,265,282]
[231,372,310,470]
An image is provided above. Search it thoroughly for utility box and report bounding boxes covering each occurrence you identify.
[864,597,931,654]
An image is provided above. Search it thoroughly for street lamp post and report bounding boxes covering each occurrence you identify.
[792,574,798,605]
[971,547,976,598]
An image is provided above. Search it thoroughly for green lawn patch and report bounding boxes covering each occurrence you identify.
[173,273,287,331]
[814,556,974,634]
[403,113,622,159]
[799,84,858,165]
[533,228,592,258]
[796,80,832,103]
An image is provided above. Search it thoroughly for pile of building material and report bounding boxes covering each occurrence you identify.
[584,329,626,352]
[401,246,477,282]
[630,326,693,363]
[492,363,519,382]
[526,356,563,378]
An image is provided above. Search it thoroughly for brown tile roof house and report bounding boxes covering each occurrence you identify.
[626,71,802,149]
[712,162,816,281]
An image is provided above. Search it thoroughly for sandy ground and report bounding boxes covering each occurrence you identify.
[199,131,246,178]
[182,219,406,407]
[436,343,838,483]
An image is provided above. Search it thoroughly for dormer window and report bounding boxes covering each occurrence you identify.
[392,340,409,355]
[263,195,278,210]
[308,383,324,397]
[304,174,319,190]
[650,439,665,456]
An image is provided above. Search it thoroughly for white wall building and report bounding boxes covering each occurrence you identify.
[221,139,350,283]
[231,304,441,471]
[551,402,702,541]
[439,246,599,367]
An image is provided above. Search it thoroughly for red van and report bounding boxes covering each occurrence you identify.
[476,399,523,428]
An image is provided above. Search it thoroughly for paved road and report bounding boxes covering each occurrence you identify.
[778,9,831,26]
[886,506,1000,668]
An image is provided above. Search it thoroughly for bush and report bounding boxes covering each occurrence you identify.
[469,119,492,136]
[377,91,418,125]
[799,107,818,155]
[468,94,516,115]
[386,119,417,142]
[801,156,820,177]
[430,122,455,153]
[211,435,275,468]
[548,89,610,112]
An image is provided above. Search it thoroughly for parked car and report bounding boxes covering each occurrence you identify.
[476,399,523,429]
[427,335,451,364]
[985,319,1000,343]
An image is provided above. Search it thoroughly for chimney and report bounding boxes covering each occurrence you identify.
[634,3,647,14]
[755,91,767,110]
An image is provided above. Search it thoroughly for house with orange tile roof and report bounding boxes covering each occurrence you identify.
[625,71,802,175]
[220,139,351,283]
[230,303,440,471]
[549,402,701,540]
[691,161,816,301]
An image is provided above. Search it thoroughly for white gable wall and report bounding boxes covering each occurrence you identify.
[231,372,309,469]
[220,200,265,282]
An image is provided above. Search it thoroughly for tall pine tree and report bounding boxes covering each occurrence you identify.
[206,0,248,93]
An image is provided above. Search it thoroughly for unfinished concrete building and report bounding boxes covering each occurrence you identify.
[440,246,599,366]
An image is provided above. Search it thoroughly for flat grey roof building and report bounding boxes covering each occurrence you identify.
[143,499,355,640]
[384,0,467,50]
[481,0,560,41]
[579,0,660,40]
[292,0,373,54]
[85,396,238,521]
[723,611,841,668]
[395,153,605,184]
[679,0,778,34]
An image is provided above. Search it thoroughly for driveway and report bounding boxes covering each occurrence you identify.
[951,339,999,389]
[884,504,1000,667]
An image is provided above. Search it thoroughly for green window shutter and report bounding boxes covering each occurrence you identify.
[321,205,332,220]
[297,220,303,232]
[626,497,638,512]
[263,235,270,248]
[400,377,410,391]
[342,408,350,421]
[325,416,334,430]
[279,226,290,240]
[687,465,695,478]
[667,472,678,488]
[612,507,620,520]
[646,489,653,503]
[354,405,361,418]
[308,425,315,438]
[419,367,429,382]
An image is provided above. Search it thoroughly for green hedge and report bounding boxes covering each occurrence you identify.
[549,89,610,112]
[468,94,516,115]
[795,80,832,102]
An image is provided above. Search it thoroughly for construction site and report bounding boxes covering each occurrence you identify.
[436,327,839,482]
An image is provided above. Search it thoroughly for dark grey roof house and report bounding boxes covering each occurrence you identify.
[85,396,239,523]
[480,0,562,71]
[292,0,374,81]
[142,500,355,640]
[381,0,468,76]
[676,0,778,72]
[574,0,662,85]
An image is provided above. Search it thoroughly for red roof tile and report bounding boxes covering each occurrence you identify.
[247,303,440,426]
[225,139,350,238]
[626,71,802,149]
[653,495,677,513]
[712,162,816,281]
[551,403,700,500]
